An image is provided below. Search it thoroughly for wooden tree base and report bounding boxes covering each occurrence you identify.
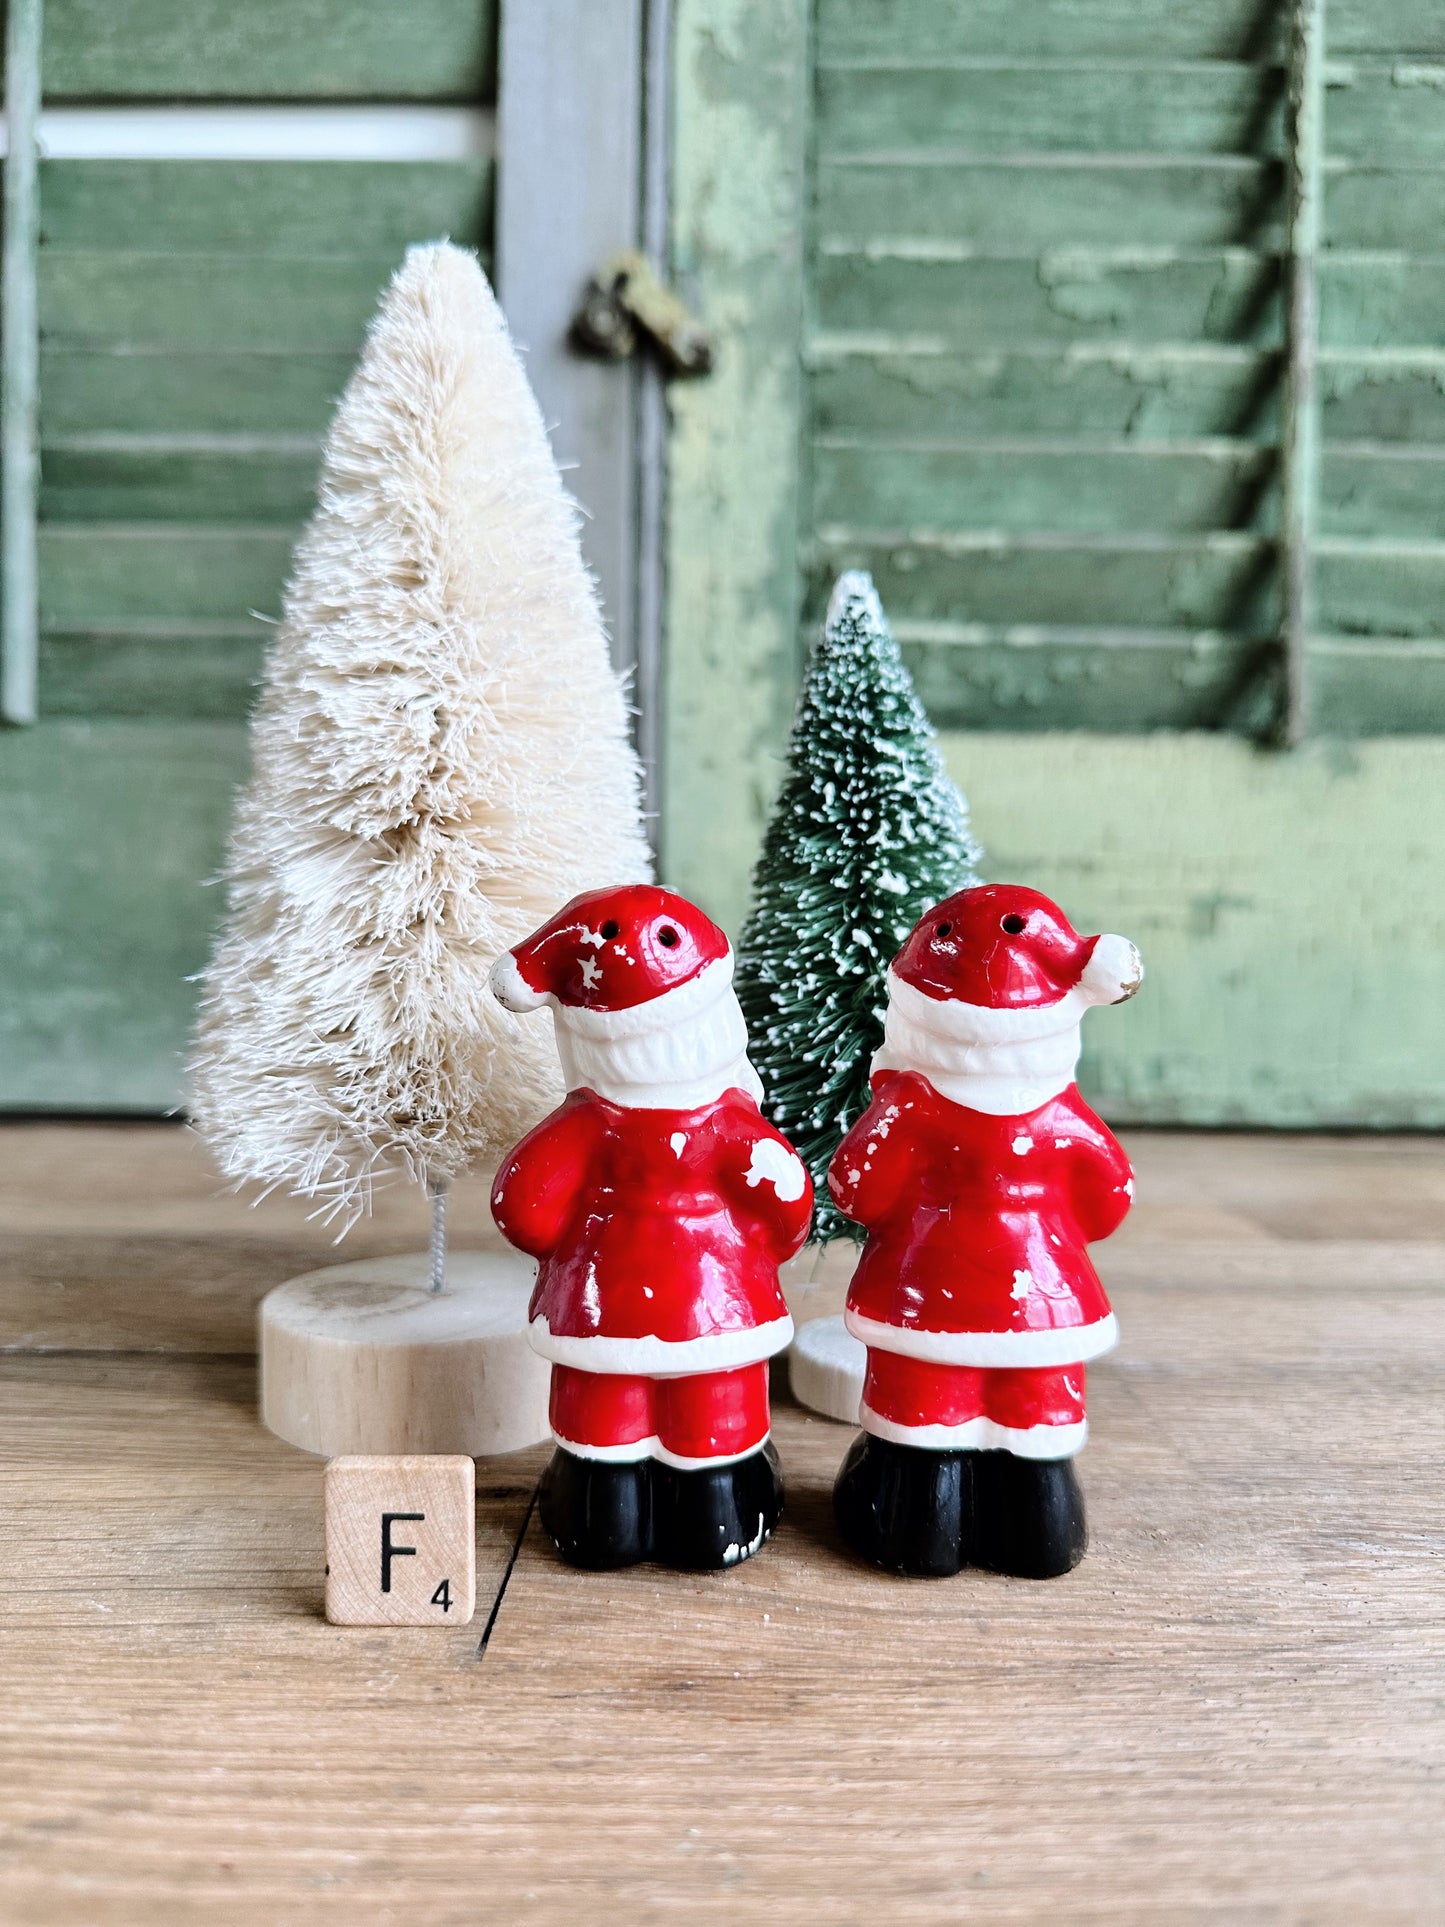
[259,1252,550,1458]
[788,1312,865,1426]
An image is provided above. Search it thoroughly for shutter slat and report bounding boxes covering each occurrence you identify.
[811,531,1278,631]
[817,250,1445,350]
[1315,538,1445,634]
[813,438,1445,540]
[38,526,293,627]
[813,438,1275,535]
[40,350,356,436]
[1312,636,1445,730]
[39,157,493,252]
[815,252,1281,345]
[814,346,1445,443]
[818,63,1286,160]
[41,252,437,351]
[819,63,1445,170]
[40,439,320,522]
[1319,443,1445,537]
[819,157,1282,250]
[39,631,263,720]
[819,0,1445,63]
[41,0,497,103]
[901,626,1270,731]
[812,346,1278,439]
[821,160,1445,253]
[815,529,1445,637]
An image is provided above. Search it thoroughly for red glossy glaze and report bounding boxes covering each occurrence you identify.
[831,1070,1131,1350]
[492,1086,812,1360]
[505,884,729,1013]
[891,882,1098,1009]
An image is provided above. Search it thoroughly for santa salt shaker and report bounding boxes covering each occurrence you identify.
[829,884,1142,1580]
[490,886,812,1571]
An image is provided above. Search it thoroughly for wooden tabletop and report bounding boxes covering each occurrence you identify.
[3,1124,1443,1924]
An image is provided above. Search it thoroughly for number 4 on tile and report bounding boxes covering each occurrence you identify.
[325,1455,476,1626]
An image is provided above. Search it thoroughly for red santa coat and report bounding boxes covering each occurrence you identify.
[491,1086,811,1375]
[830,1069,1131,1369]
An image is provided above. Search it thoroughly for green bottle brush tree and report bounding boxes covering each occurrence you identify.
[736,570,981,1244]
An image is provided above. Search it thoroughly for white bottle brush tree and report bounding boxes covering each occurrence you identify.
[736,571,981,1244]
[190,243,650,1285]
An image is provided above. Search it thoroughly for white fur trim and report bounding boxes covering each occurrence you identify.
[551,1430,655,1464]
[882,967,1090,1046]
[550,952,733,1037]
[529,1313,794,1374]
[860,1406,1088,1460]
[550,1428,770,1470]
[1082,933,1144,1006]
[489,948,549,1013]
[653,1432,770,1471]
[845,1308,1118,1368]
[871,969,1084,1114]
[553,956,764,1110]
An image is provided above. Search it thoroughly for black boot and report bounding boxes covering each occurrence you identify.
[833,1432,975,1577]
[653,1441,784,1571]
[537,1447,653,1570]
[972,1451,1087,1579]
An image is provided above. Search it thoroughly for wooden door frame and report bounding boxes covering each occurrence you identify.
[495,0,670,827]
[657,0,811,924]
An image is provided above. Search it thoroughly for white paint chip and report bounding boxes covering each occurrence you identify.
[744,1138,807,1202]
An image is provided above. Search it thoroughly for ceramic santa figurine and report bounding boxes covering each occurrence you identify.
[490,885,812,1571]
[829,884,1142,1580]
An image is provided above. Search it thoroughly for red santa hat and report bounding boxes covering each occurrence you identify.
[491,886,762,1109]
[891,884,1142,1015]
[873,885,1143,1113]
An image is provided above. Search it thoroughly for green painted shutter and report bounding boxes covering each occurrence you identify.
[660,0,1445,1129]
[807,0,1445,733]
[0,1,496,1108]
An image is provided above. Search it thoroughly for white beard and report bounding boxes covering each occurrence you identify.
[871,970,1089,1116]
[552,955,764,1111]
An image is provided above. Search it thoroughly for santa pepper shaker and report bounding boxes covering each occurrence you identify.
[490,886,812,1571]
[830,884,1142,1579]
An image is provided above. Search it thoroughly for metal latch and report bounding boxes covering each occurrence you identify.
[570,251,714,376]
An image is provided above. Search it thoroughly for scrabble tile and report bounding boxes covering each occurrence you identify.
[324,1455,476,1626]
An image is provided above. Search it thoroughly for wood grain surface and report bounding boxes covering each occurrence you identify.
[1,1122,1442,1923]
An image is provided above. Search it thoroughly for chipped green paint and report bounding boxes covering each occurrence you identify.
[662,0,1445,1120]
[816,0,1445,62]
[811,343,1445,445]
[948,731,1445,1126]
[660,0,810,928]
[800,0,1445,741]
[816,250,1445,350]
[817,59,1445,170]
